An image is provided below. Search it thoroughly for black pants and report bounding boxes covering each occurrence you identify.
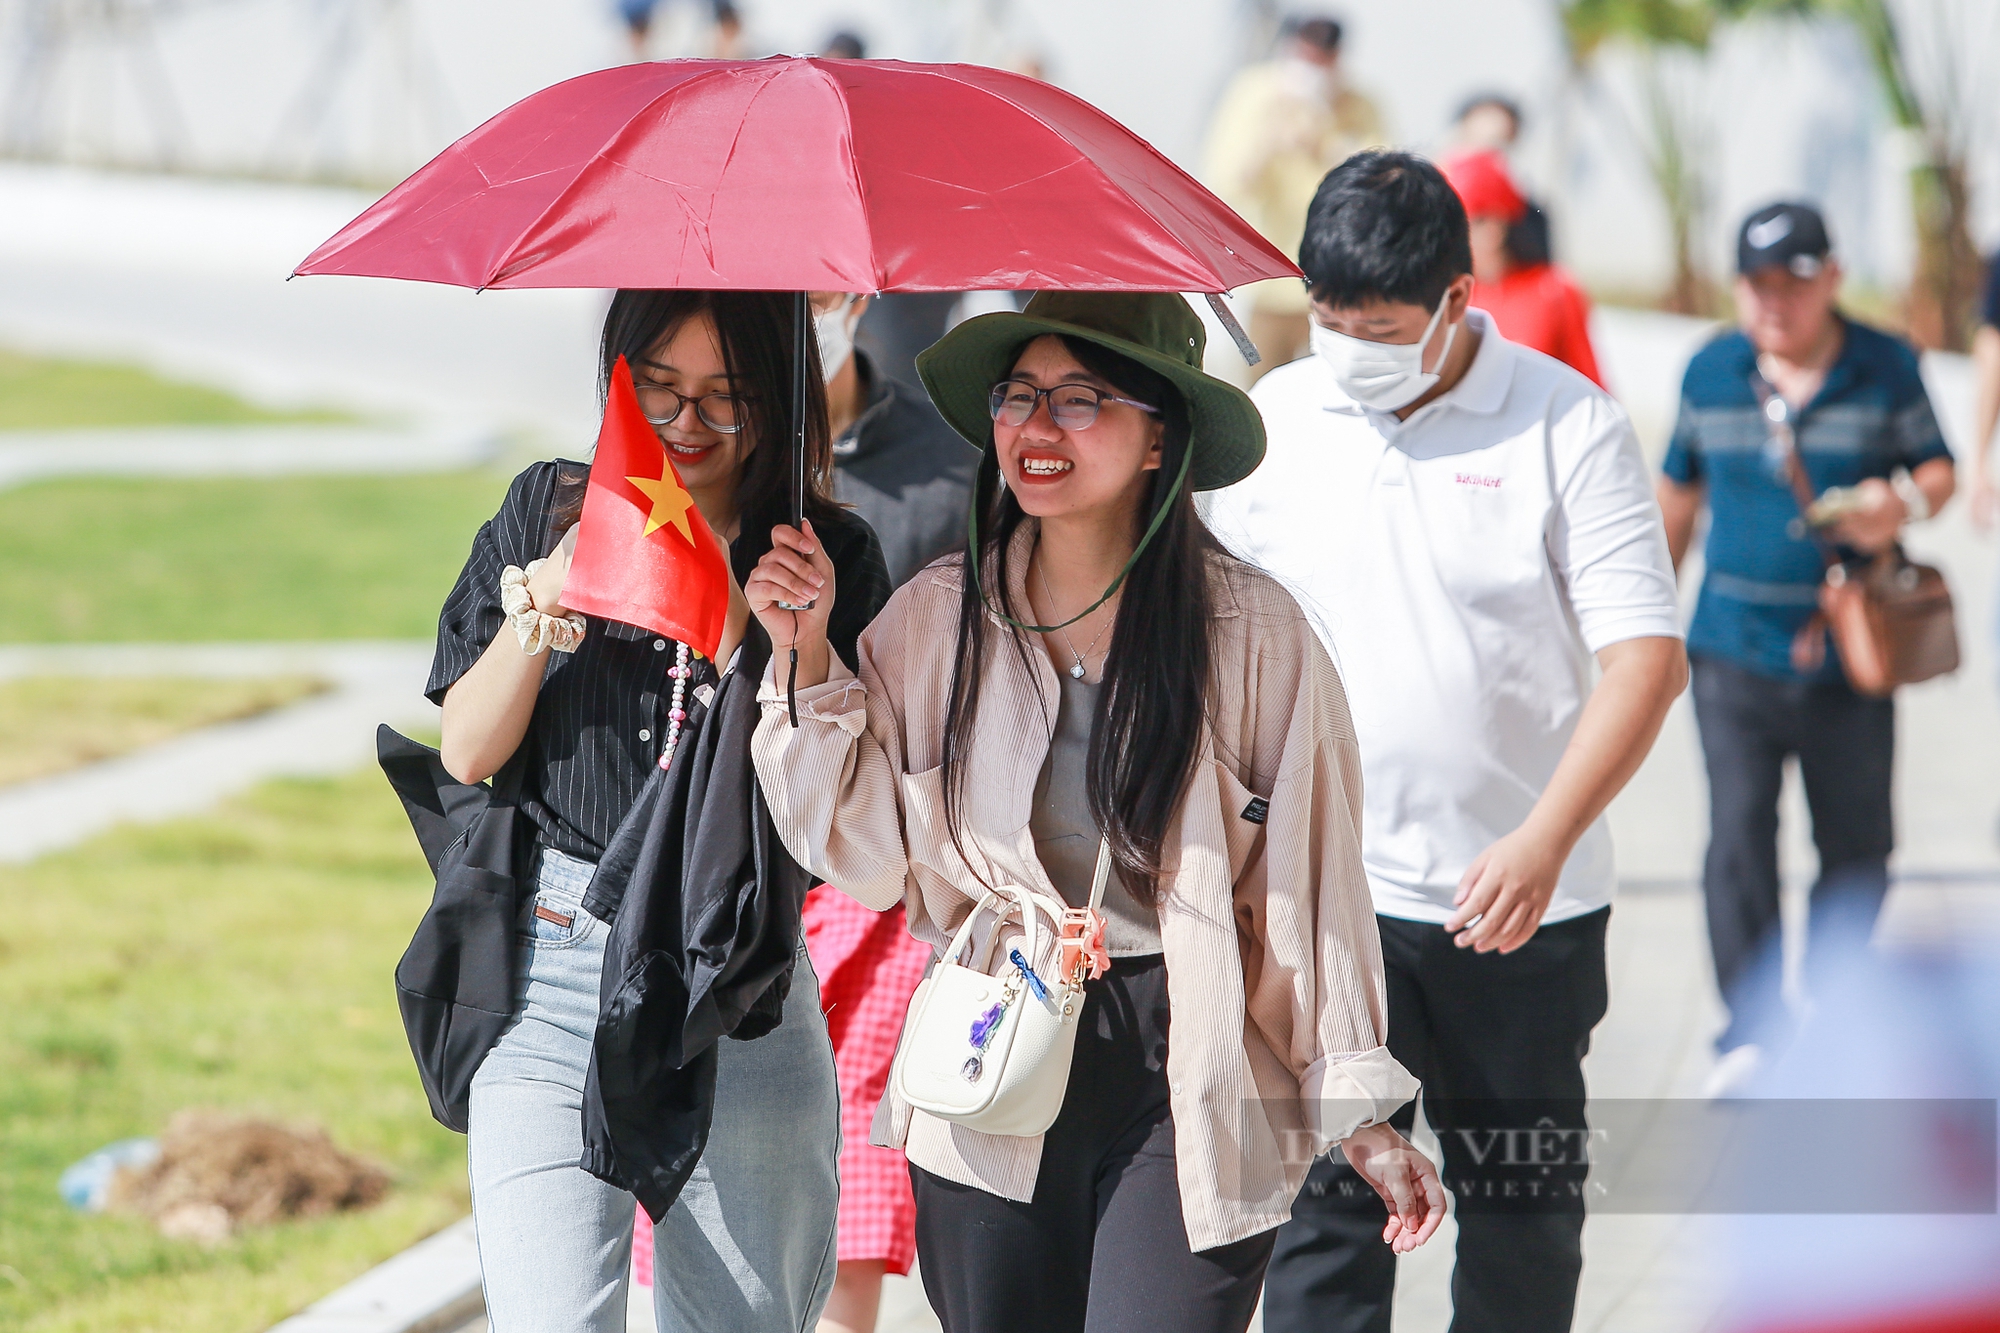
[912,955,1274,1333]
[1690,655,1895,1052]
[1262,909,1610,1333]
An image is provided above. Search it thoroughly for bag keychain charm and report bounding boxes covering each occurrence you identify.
[964,982,1014,1083]
[1009,949,1052,1001]
[963,949,1055,1082]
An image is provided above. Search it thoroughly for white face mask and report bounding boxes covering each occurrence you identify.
[1310,293,1458,411]
[814,299,861,382]
[1278,55,1336,101]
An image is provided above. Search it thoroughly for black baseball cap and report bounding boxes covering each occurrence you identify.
[1737,202,1831,278]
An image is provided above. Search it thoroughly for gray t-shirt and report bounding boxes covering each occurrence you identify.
[1029,673,1163,957]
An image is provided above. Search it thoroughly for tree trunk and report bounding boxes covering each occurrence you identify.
[1665,211,1715,316]
[1903,154,1980,351]
[1639,48,1716,318]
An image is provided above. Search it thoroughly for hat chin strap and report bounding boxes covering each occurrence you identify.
[968,434,1194,635]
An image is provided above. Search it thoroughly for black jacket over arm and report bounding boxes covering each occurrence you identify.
[579,500,888,1220]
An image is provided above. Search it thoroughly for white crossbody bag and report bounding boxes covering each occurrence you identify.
[891,840,1111,1137]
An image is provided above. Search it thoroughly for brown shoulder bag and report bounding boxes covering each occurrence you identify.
[1752,377,1959,697]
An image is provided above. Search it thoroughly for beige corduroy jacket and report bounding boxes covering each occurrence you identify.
[751,525,1419,1251]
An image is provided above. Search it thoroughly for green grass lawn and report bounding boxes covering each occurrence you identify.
[0,348,351,431]
[0,765,469,1333]
[1,472,514,642]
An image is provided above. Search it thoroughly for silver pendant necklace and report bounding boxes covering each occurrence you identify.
[1036,552,1110,680]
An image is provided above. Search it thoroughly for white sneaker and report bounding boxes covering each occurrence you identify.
[1702,1043,1764,1100]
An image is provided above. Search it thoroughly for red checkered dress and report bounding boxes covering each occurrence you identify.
[802,883,933,1274]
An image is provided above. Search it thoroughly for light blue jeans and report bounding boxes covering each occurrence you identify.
[468,848,840,1332]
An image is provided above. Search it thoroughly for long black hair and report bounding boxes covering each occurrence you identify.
[939,336,1225,901]
[553,289,839,536]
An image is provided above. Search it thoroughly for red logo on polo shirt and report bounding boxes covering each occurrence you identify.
[1456,473,1504,488]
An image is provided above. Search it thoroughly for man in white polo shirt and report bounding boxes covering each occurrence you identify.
[1208,151,1686,1332]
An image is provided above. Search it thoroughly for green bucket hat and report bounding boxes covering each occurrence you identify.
[915,291,1265,492]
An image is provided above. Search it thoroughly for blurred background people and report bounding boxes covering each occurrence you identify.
[1446,94,1557,322]
[624,0,728,60]
[1449,91,1521,154]
[619,0,744,61]
[617,0,652,59]
[1440,148,1603,386]
[1975,254,2000,535]
[814,290,975,608]
[822,30,867,60]
[710,4,747,57]
[853,294,961,393]
[803,288,976,1333]
[1976,254,1999,843]
[1655,202,1957,1098]
[619,0,662,59]
[1201,14,1384,375]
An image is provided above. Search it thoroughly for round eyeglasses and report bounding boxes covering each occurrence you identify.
[635,383,748,434]
[988,379,1158,431]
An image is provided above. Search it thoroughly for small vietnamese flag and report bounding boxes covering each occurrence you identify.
[560,355,731,661]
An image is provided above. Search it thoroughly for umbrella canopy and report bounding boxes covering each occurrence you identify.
[293,57,1299,295]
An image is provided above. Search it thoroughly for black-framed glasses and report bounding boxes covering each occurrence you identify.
[988,379,1159,431]
[635,382,749,434]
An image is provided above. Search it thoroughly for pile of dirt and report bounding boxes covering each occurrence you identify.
[109,1110,389,1244]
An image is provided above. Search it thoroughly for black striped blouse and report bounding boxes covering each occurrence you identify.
[427,460,888,864]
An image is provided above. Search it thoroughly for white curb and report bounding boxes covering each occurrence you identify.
[266,1216,482,1333]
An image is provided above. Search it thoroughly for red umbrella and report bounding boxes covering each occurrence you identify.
[294,57,1297,300]
[295,56,1294,628]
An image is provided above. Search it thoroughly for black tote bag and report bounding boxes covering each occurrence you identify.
[377,725,530,1132]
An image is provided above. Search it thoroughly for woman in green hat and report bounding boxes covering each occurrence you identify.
[743,292,1442,1333]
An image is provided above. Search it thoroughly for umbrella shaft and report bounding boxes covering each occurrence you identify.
[793,288,807,529]
[777,288,816,613]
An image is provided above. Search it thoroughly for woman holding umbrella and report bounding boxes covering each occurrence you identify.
[430,289,888,1332]
[745,291,1443,1333]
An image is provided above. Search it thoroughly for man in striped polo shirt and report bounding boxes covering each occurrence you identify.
[1656,202,1956,1095]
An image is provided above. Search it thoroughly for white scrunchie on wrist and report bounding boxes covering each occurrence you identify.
[500,561,587,655]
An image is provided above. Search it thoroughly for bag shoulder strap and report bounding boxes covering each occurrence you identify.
[1086,837,1112,913]
[1751,371,1848,676]
[942,839,1113,972]
[1750,373,1837,572]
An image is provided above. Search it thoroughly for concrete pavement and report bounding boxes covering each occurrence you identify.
[0,642,437,863]
[0,422,501,490]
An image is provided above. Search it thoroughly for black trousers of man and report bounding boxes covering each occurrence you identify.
[1690,655,1894,1053]
[1261,908,1609,1333]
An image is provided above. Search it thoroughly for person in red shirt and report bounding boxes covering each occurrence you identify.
[1440,149,1605,387]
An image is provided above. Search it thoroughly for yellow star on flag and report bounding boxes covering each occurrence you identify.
[627,462,697,545]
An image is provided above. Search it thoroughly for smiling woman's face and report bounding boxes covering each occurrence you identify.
[633,310,754,497]
[992,335,1163,523]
